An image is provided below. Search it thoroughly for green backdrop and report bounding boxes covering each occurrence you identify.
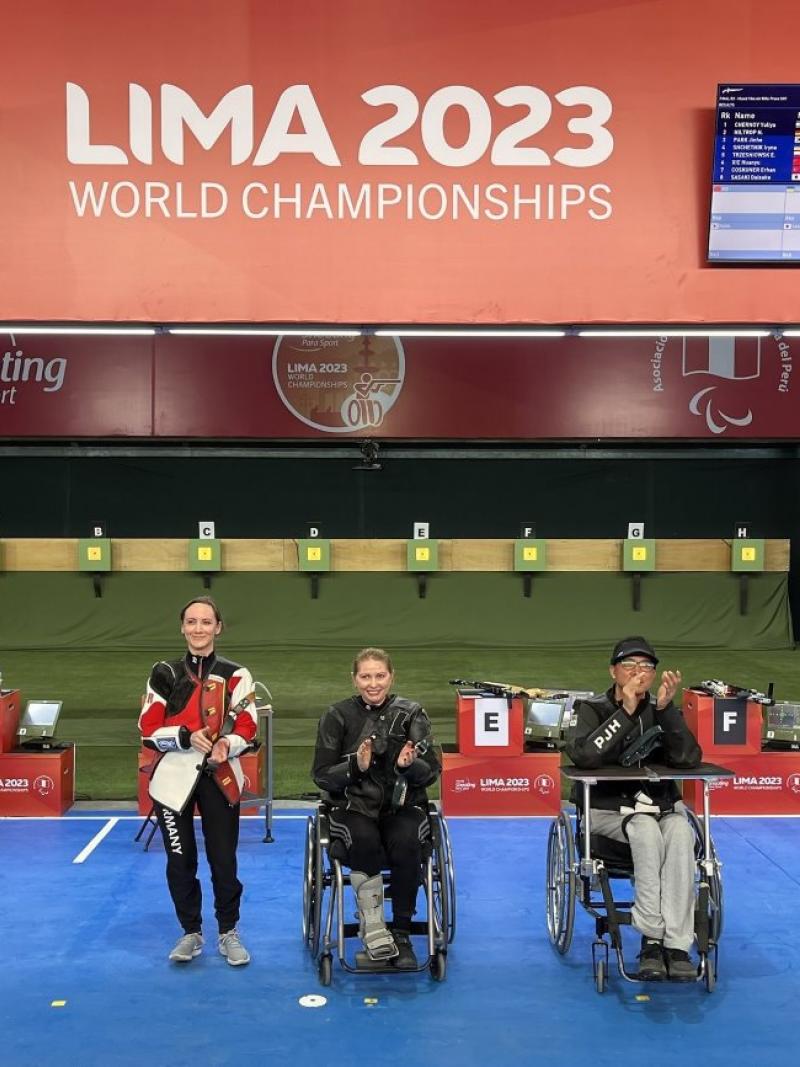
[0,570,792,798]
[0,571,792,652]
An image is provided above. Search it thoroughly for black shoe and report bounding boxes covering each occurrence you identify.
[664,947,697,982]
[637,937,667,981]
[391,931,418,970]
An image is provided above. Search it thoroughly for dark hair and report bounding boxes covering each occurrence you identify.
[180,596,223,627]
[352,647,393,675]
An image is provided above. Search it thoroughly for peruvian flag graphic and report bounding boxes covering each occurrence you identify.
[682,338,761,380]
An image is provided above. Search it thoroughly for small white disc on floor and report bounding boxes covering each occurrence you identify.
[298,994,327,1008]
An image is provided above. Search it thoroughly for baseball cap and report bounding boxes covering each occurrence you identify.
[610,636,659,666]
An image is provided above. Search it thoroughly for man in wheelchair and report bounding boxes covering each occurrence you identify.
[565,636,702,982]
[311,647,441,969]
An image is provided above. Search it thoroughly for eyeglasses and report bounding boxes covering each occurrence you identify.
[616,660,656,672]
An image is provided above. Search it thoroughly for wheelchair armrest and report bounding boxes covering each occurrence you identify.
[317,804,331,847]
[426,802,445,849]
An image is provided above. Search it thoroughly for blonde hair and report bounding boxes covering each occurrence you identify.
[352,647,393,675]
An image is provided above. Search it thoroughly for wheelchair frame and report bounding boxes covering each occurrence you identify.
[302,800,456,986]
[546,763,731,994]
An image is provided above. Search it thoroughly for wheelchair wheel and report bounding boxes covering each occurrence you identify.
[302,815,323,958]
[594,958,606,994]
[704,954,716,993]
[430,810,457,945]
[687,809,724,944]
[706,839,724,944]
[545,810,576,955]
[430,950,447,982]
[318,953,332,987]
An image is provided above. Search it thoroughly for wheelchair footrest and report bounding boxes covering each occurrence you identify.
[354,952,399,972]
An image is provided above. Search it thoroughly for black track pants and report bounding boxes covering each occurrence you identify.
[155,772,242,935]
[328,807,429,924]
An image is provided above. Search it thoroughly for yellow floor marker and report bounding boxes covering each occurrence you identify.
[634,994,650,1002]
[51,1000,67,1008]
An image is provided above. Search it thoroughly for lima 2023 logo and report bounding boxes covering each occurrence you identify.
[272,334,404,433]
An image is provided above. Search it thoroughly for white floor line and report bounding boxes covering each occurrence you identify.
[3,812,799,825]
[1,813,310,822]
[72,817,119,863]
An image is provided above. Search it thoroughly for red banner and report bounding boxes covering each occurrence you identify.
[441,753,561,816]
[0,335,152,437]
[1,331,796,439]
[1,2,800,324]
[684,753,800,814]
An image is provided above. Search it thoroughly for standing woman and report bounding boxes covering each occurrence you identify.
[139,596,257,966]
[311,647,441,968]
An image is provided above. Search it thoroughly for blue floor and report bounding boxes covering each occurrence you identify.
[1,812,798,1066]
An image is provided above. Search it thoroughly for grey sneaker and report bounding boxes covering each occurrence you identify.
[218,929,250,966]
[664,947,698,982]
[169,932,203,962]
[637,936,667,981]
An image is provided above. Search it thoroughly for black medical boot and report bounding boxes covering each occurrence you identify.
[637,936,667,980]
[391,929,418,970]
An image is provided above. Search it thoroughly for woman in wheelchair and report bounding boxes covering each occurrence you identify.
[311,647,441,969]
[565,636,702,982]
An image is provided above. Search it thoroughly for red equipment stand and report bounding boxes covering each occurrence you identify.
[680,687,800,813]
[0,744,75,815]
[442,689,561,815]
[137,746,265,815]
[0,689,21,753]
[455,690,525,757]
[683,690,762,757]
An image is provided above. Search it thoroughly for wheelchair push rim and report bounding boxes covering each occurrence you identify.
[302,814,323,958]
[431,808,457,946]
[545,810,576,955]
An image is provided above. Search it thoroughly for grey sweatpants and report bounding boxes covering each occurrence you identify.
[589,802,696,951]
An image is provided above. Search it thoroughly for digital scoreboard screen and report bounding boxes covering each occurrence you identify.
[708,83,800,263]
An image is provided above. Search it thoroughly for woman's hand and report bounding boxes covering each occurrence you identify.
[396,741,417,769]
[656,669,682,711]
[190,727,213,754]
[210,736,231,764]
[356,737,373,772]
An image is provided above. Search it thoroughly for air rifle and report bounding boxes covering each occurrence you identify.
[449,678,569,708]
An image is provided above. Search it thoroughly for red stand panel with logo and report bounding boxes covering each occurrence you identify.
[137,747,265,815]
[0,690,21,753]
[683,752,800,814]
[456,692,524,757]
[441,752,561,816]
[0,745,75,815]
